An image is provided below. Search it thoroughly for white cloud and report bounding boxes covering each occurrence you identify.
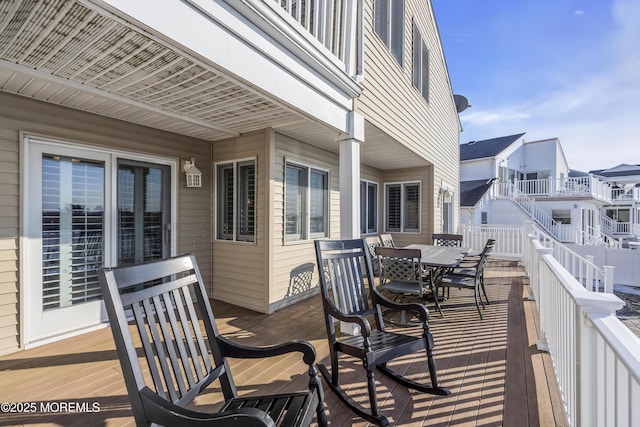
[463,110,530,125]
[574,10,585,15]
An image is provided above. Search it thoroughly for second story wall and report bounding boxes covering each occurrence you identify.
[461,158,496,182]
[357,0,460,186]
[522,139,570,179]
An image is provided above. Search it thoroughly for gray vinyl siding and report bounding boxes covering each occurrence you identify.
[271,133,341,310]
[0,92,211,355]
[360,0,459,232]
[211,130,268,313]
[0,127,19,355]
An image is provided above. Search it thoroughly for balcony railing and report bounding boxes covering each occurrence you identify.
[612,187,640,202]
[462,223,640,427]
[513,176,612,200]
[273,0,364,77]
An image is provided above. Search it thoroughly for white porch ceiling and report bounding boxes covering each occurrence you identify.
[0,0,429,171]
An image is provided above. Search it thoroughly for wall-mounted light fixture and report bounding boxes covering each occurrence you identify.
[183,158,202,188]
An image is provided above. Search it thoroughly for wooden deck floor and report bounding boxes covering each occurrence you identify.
[0,259,567,426]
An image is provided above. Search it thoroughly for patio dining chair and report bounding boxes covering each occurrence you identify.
[314,239,450,426]
[375,246,441,320]
[437,247,492,319]
[379,233,396,248]
[432,233,463,247]
[98,254,326,427]
[364,235,383,275]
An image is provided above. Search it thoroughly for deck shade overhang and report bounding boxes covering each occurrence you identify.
[0,0,363,144]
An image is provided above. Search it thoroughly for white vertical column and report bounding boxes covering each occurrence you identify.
[339,111,364,239]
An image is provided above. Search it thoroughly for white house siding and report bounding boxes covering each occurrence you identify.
[357,0,460,233]
[0,92,212,355]
[270,133,341,312]
[490,199,531,225]
[460,159,496,182]
[211,130,268,313]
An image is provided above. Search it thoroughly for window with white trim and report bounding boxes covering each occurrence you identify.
[385,182,420,232]
[412,21,429,102]
[360,181,378,234]
[216,159,256,242]
[285,162,329,241]
[375,0,404,66]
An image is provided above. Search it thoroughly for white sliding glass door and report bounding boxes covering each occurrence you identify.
[25,139,174,345]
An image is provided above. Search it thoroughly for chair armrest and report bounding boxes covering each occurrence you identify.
[371,288,429,322]
[216,336,316,365]
[141,387,276,427]
[322,299,372,337]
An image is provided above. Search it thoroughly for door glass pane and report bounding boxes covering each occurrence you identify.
[118,164,166,265]
[42,155,104,311]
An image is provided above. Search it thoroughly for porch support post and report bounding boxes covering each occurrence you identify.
[339,111,364,239]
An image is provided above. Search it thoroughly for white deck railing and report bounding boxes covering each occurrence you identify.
[463,223,640,426]
[461,222,614,292]
[523,234,640,427]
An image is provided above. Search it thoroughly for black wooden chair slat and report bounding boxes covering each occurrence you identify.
[154,293,192,399]
[180,287,216,377]
[314,239,450,426]
[99,254,326,427]
[132,301,172,401]
[221,394,311,425]
[160,291,199,390]
[171,288,206,384]
[280,395,308,426]
[119,274,196,307]
[267,396,290,422]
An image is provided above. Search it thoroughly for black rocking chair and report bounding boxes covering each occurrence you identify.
[98,254,326,427]
[314,239,450,426]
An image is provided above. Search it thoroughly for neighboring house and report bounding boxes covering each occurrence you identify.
[459,134,612,244]
[0,0,460,354]
[590,164,640,239]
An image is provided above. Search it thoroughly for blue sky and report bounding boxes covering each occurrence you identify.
[432,0,640,172]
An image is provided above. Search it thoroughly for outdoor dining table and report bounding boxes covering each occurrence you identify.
[401,244,471,301]
[402,244,470,269]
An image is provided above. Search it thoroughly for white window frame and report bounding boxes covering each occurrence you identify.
[360,180,379,234]
[215,158,256,243]
[412,20,429,102]
[384,181,421,233]
[374,0,404,66]
[284,160,330,242]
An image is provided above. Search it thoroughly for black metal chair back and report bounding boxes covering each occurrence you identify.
[432,233,463,247]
